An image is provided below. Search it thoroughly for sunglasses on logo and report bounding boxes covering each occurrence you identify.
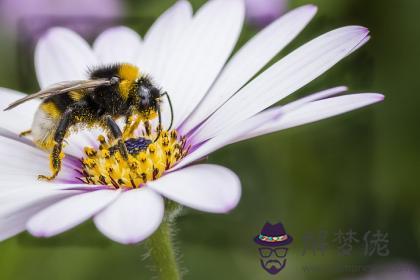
[258,247,288,258]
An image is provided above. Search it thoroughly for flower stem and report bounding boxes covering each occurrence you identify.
[146,213,181,279]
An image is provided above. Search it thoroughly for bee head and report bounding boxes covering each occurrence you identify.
[136,77,174,138]
[137,81,161,110]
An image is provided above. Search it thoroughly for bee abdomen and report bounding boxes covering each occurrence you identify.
[31,101,62,150]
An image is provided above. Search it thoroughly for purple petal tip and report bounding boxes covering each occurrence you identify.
[346,25,370,35]
[305,4,318,12]
[357,26,370,34]
[376,94,385,101]
[365,93,385,103]
[223,199,240,213]
[120,237,142,245]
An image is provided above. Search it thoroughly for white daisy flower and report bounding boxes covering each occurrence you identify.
[0,0,383,245]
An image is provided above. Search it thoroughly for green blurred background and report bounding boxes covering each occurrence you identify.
[0,0,419,279]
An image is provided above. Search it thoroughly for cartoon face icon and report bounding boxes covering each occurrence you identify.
[254,222,293,275]
[258,246,288,274]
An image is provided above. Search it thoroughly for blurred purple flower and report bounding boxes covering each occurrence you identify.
[245,0,288,27]
[0,0,123,38]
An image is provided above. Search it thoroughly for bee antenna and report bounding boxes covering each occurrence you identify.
[153,92,173,143]
[161,91,174,130]
[153,105,162,143]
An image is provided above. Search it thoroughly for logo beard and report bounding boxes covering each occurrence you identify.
[260,259,287,275]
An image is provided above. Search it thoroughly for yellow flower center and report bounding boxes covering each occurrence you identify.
[78,121,188,189]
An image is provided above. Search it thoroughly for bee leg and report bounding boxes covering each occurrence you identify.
[122,114,133,136]
[105,115,129,160]
[39,108,73,181]
[123,114,140,139]
[19,130,32,137]
[38,144,63,181]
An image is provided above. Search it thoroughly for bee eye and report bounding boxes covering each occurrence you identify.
[109,76,120,85]
[150,87,160,98]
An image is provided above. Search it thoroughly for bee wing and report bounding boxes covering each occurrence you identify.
[4,79,112,111]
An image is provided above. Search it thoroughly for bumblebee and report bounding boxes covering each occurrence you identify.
[4,63,173,181]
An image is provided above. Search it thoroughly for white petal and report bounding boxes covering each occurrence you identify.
[172,108,278,171]
[94,188,164,244]
[0,88,39,136]
[0,189,79,241]
[0,188,80,217]
[236,93,384,142]
[63,127,104,158]
[191,26,370,144]
[35,27,97,88]
[93,26,142,64]
[172,87,374,170]
[0,135,78,181]
[353,35,371,52]
[136,0,193,127]
[138,0,192,75]
[164,0,245,128]
[149,164,241,213]
[0,207,38,241]
[188,84,346,151]
[0,138,88,190]
[27,189,120,237]
[267,86,348,114]
[181,5,317,133]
